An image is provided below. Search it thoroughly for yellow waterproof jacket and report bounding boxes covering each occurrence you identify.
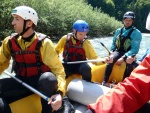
[0,33,66,95]
[55,34,104,65]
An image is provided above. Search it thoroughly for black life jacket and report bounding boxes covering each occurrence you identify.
[116,27,136,52]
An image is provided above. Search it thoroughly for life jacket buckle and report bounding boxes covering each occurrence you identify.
[18,50,22,54]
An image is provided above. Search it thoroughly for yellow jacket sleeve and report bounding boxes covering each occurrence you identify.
[0,36,11,74]
[40,38,66,96]
[55,35,67,55]
[82,39,99,59]
[82,40,105,65]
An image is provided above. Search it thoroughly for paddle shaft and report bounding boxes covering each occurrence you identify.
[63,59,105,64]
[3,71,50,101]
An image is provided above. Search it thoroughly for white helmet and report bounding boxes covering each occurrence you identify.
[146,12,150,30]
[11,6,38,25]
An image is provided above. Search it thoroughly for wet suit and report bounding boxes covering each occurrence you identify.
[103,26,142,83]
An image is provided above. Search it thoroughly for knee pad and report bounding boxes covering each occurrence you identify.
[38,72,58,96]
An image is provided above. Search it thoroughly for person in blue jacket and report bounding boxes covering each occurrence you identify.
[85,12,150,113]
[132,47,150,67]
[102,11,142,85]
[140,48,150,61]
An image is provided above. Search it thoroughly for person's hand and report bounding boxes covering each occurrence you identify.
[48,94,62,111]
[85,109,93,113]
[105,56,113,63]
[110,50,114,54]
[126,56,136,64]
[116,57,124,66]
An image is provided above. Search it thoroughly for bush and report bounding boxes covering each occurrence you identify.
[0,0,122,40]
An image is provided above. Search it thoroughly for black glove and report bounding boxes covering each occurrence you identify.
[54,96,75,113]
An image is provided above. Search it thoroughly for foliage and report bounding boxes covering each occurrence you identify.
[86,0,150,33]
[86,0,116,17]
[0,0,123,40]
[128,0,150,32]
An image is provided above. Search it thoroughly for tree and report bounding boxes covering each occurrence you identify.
[128,0,150,32]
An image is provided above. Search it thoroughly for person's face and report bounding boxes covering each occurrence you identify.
[12,14,33,34]
[123,18,133,28]
[74,31,87,41]
[12,14,24,34]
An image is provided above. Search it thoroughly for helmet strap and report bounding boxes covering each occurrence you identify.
[20,20,31,36]
[74,31,78,40]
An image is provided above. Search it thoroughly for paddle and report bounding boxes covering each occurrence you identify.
[100,42,111,56]
[3,71,50,101]
[62,42,111,65]
[62,42,108,64]
[62,59,105,64]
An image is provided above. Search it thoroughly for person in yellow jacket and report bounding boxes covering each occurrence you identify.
[55,20,104,82]
[0,6,66,113]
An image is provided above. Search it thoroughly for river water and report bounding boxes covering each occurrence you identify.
[90,33,150,59]
[1,33,150,78]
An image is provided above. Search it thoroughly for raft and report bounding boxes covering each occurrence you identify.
[9,62,126,113]
[10,94,41,113]
[65,62,126,88]
[10,79,111,113]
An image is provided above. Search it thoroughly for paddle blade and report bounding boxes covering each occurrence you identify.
[100,42,105,47]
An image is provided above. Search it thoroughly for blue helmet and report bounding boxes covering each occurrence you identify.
[73,20,89,32]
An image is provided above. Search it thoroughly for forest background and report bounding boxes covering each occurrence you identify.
[0,0,150,40]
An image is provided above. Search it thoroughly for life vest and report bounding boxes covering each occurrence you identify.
[116,27,135,52]
[63,33,86,62]
[9,33,51,77]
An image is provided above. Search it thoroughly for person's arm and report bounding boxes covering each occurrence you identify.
[140,47,150,62]
[124,30,142,57]
[88,54,150,113]
[41,38,66,96]
[83,40,106,65]
[55,35,67,55]
[0,37,11,74]
[132,48,150,67]
[83,40,99,60]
